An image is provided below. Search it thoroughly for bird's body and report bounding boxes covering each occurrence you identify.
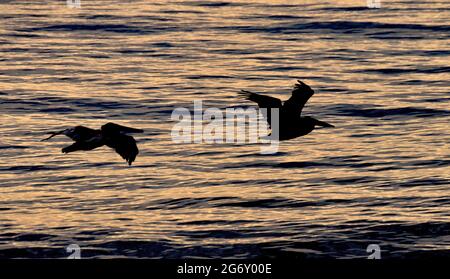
[239,80,334,141]
[42,122,143,165]
[276,116,316,140]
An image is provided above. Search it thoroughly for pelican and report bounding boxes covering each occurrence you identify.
[239,80,334,141]
[41,122,143,165]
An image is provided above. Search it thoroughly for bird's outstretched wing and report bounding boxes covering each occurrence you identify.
[105,134,139,166]
[239,90,282,108]
[282,80,315,116]
[238,90,282,127]
[61,140,104,153]
[101,122,144,135]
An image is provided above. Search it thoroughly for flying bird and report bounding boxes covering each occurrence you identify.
[239,80,334,141]
[41,122,143,165]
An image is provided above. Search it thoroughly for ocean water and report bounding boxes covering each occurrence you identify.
[0,0,449,259]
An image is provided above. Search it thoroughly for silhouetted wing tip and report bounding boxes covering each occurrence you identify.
[61,144,75,154]
[117,152,137,166]
[292,80,314,95]
[238,90,253,99]
[295,80,307,87]
[106,134,139,166]
[125,153,137,166]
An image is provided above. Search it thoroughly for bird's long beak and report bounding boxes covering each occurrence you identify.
[315,120,335,128]
[41,130,66,141]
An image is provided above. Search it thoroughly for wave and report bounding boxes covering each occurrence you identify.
[1,96,175,118]
[215,21,450,34]
[22,24,145,33]
[356,66,450,74]
[332,104,450,118]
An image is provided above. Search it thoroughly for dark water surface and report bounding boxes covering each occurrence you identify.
[0,0,449,258]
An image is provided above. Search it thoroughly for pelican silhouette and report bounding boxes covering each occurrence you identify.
[41,122,143,165]
[239,80,334,141]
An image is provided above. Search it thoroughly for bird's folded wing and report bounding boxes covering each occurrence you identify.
[283,80,314,116]
[106,134,139,166]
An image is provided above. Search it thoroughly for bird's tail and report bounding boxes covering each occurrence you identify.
[41,130,66,141]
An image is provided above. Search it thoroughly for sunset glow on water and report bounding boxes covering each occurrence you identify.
[0,0,449,258]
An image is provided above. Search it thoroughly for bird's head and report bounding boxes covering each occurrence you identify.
[304,116,335,129]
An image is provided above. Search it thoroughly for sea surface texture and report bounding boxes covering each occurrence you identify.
[0,0,449,258]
